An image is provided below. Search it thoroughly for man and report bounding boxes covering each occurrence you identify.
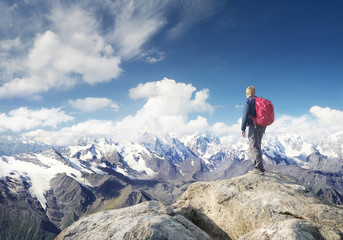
[241,86,266,174]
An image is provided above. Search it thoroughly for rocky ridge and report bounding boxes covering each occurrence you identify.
[56,172,343,240]
[55,201,212,240]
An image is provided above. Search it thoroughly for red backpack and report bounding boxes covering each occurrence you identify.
[249,97,274,127]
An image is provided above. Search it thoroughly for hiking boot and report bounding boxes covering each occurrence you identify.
[249,169,265,175]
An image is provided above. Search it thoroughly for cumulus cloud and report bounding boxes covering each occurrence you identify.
[129,78,214,116]
[22,120,116,146]
[0,11,122,99]
[68,97,119,112]
[111,78,214,139]
[214,106,343,146]
[265,106,343,144]
[0,107,73,132]
[23,78,215,145]
[0,4,122,99]
[18,78,343,146]
[309,106,343,128]
[0,0,222,99]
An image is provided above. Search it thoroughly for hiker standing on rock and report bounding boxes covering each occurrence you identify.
[241,86,274,175]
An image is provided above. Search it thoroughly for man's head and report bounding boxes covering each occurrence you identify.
[246,86,256,97]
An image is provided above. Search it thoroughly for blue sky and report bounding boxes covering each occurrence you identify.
[0,0,342,145]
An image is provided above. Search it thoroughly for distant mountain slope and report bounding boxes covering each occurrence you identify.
[0,140,51,155]
[0,131,342,239]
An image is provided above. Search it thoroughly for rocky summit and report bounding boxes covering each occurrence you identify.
[55,201,212,240]
[56,172,343,240]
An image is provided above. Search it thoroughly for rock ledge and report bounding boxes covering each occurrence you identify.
[57,172,343,240]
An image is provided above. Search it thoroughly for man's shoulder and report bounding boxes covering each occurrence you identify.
[246,96,256,103]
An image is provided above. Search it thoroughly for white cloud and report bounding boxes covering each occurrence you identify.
[113,78,214,140]
[22,120,116,146]
[167,0,221,38]
[68,97,119,112]
[22,78,215,145]
[0,37,22,53]
[190,89,215,114]
[105,0,220,59]
[0,7,122,99]
[0,107,73,132]
[0,0,223,99]
[0,1,45,40]
[266,106,343,144]
[211,120,242,146]
[129,78,214,116]
[186,116,210,134]
[107,0,167,60]
[309,106,343,128]
[217,106,343,146]
[144,50,166,63]
[18,76,343,146]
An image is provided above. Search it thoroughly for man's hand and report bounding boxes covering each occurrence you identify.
[242,131,246,137]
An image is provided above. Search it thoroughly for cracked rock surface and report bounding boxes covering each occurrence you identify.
[56,172,343,240]
[55,201,211,240]
[173,172,343,240]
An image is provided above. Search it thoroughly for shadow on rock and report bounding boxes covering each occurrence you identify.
[174,207,231,240]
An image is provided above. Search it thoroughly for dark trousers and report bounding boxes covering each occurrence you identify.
[248,125,266,171]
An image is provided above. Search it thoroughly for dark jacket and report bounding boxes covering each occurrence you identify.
[241,95,257,131]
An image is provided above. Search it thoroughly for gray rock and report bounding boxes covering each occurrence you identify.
[46,173,95,229]
[267,164,343,205]
[173,172,343,240]
[239,219,343,240]
[0,177,60,240]
[56,201,212,240]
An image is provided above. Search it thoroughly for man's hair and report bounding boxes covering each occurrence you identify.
[246,86,256,96]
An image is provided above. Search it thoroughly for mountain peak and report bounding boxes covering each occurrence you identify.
[138,132,196,162]
[73,137,113,146]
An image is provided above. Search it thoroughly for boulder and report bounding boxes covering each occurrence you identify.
[173,172,343,240]
[55,201,211,240]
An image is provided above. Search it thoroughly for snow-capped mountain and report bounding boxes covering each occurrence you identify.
[184,131,222,161]
[1,132,342,198]
[0,139,51,156]
[2,132,341,191]
[1,131,343,239]
[1,148,91,209]
[60,138,159,178]
[263,134,316,166]
[318,132,343,159]
[139,132,197,163]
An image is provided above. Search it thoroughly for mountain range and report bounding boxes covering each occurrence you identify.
[0,131,342,239]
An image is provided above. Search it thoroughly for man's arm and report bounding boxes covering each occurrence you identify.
[241,98,250,136]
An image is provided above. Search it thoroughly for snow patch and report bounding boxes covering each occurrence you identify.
[0,154,91,209]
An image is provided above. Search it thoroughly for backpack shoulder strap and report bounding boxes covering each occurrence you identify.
[248,97,257,128]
